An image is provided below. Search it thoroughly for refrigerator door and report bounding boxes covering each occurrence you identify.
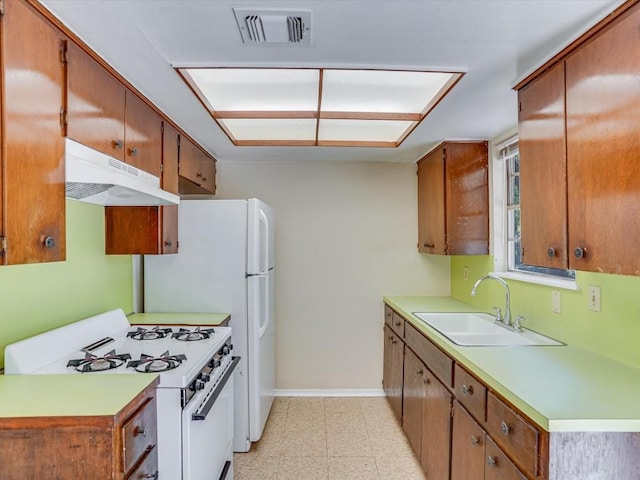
[248,199,275,274]
[247,271,275,441]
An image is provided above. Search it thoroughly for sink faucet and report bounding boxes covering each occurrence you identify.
[471,274,512,328]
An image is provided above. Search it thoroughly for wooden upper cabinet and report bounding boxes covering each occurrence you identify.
[179,136,217,195]
[162,122,180,195]
[2,0,66,265]
[66,42,126,160]
[565,4,640,276]
[417,141,489,255]
[124,91,162,177]
[519,62,568,269]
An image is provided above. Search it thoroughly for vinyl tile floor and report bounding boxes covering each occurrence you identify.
[233,397,426,480]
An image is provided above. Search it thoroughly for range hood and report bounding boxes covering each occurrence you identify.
[65,138,180,206]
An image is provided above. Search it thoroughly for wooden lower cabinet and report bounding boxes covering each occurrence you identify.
[402,348,425,453]
[0,382,158,479]
[383,325,403,422]
[451,401,485,480]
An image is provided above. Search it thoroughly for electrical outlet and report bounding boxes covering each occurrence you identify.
[551,290,562,314]
[463,266,469,282]
[588,285,601,312]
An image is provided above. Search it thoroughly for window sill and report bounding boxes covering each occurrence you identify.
[491,270,580,291]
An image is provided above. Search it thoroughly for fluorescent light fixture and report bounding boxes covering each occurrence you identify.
[179,68,463,147]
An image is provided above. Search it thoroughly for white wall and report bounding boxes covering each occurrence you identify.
[216,160,450,391]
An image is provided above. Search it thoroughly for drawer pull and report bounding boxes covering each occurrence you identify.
[461,384,474,396]
[416,368,423,375]
[391,339,397,344]
[500,421,511,435]
[470,435,480,446]
[112,139,123,149]
[395,321,401,327]
[134,425,149,438]
[144,472,159,479]
[487,456,497,466]
[423,377,430,385]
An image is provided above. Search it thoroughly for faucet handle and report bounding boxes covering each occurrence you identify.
[492,307,502,321]
[514,315,526,332]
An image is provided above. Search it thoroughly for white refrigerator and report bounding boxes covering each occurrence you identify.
[144,198,275,452]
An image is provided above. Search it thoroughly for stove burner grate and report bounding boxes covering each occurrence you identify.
[127,326,173,341]
[67,350,132,373]
[127,351,187,373]
[172,327,216,342]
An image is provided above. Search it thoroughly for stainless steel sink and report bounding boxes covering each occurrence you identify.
[412,312,563,347]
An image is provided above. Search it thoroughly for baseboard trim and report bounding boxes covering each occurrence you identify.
[274,389,385,397]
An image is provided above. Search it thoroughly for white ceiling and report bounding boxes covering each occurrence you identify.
[39,0,623,163]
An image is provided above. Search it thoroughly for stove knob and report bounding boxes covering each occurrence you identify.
[213,359,221,367]
[222,346,231,355]
[190,380,206,392]
[199,373,211,382]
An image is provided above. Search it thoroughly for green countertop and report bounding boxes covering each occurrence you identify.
[384,296,640,433]
[0,375,157,418]
[127,312,230,326]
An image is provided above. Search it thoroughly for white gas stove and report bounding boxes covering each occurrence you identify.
[4,308,237,480]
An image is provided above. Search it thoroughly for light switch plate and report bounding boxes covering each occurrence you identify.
[551,290,562,314]
[588,285,601,312]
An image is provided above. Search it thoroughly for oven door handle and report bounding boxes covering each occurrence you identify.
[192,356,240,421]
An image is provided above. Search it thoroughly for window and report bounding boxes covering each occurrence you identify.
[494,136,576,287]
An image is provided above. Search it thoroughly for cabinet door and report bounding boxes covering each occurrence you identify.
[162,122,179,195]
[445,142,489,255]
[178,136,202,186]
[485,437,527,480]
[421,368,452,480]
[124,91,162,177]
[67,42,126,160]
[417,146,446,254]
[565,5,640,275]
[199,155,217,194]
[451,402,485,480]
[383,326,403,422]
[2,0,66,264]
[519,62,568,269]
[402,348,424,457]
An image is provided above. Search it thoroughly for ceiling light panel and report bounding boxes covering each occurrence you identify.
[184,68,319,111]
[321,69,458,113]
[220,118,317,141]
[318,119,414,143]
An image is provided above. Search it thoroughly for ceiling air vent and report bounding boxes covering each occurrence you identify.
[233,8,311,45]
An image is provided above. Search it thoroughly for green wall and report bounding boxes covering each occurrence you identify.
[451,255,640,369]
[0,200,133,369]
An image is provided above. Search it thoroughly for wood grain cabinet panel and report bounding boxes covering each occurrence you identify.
[402,348,425,456]
[382,325,404,422]
[417,141,489,255]
[565,3,640,276]
[454,364,487,423]
[485,436,527,480]
[179,136,217,195]
[451,401,485,480]
[2,0,66,265]
[404,322,453,388]
[420,367,452,480]
[124,91,162,178]
[518,62,568,270]
[67,41,126,160]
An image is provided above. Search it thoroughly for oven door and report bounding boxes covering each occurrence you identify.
[182,357,239,480]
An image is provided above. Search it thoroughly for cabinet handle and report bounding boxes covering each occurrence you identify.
[128,147,139,156]
[201,177,207,182]
[143,472,159,479]
[112,139,123,149]
[423,242,435,249]
[487,456,497,467]
[196,172,203,178]
[574,247,586,259]
[470,435,480,446]
[43,236,56,249]
[134,425,149,437]
[391,339,397,344]
[461,384,474,396]
[395,321,401,327]
[164,240,173,247]
[500,421,511,435]
[547,247,556,258]
[423,377,430,385]
[416,368,423,375]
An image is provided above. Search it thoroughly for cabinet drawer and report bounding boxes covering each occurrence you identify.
[486,391,539,478]
[384,305,394,328]
[404,322,453,387]
[390,311,405,338]
[454,364,487,422]
[485,436,527,480]
[122,398,157,473]
[127,445,159,479]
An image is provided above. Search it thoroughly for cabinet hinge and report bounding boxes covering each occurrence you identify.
[0,236,7,255]
[59,107,68,130]
[59,42,68,65]
[450,403,455,418]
